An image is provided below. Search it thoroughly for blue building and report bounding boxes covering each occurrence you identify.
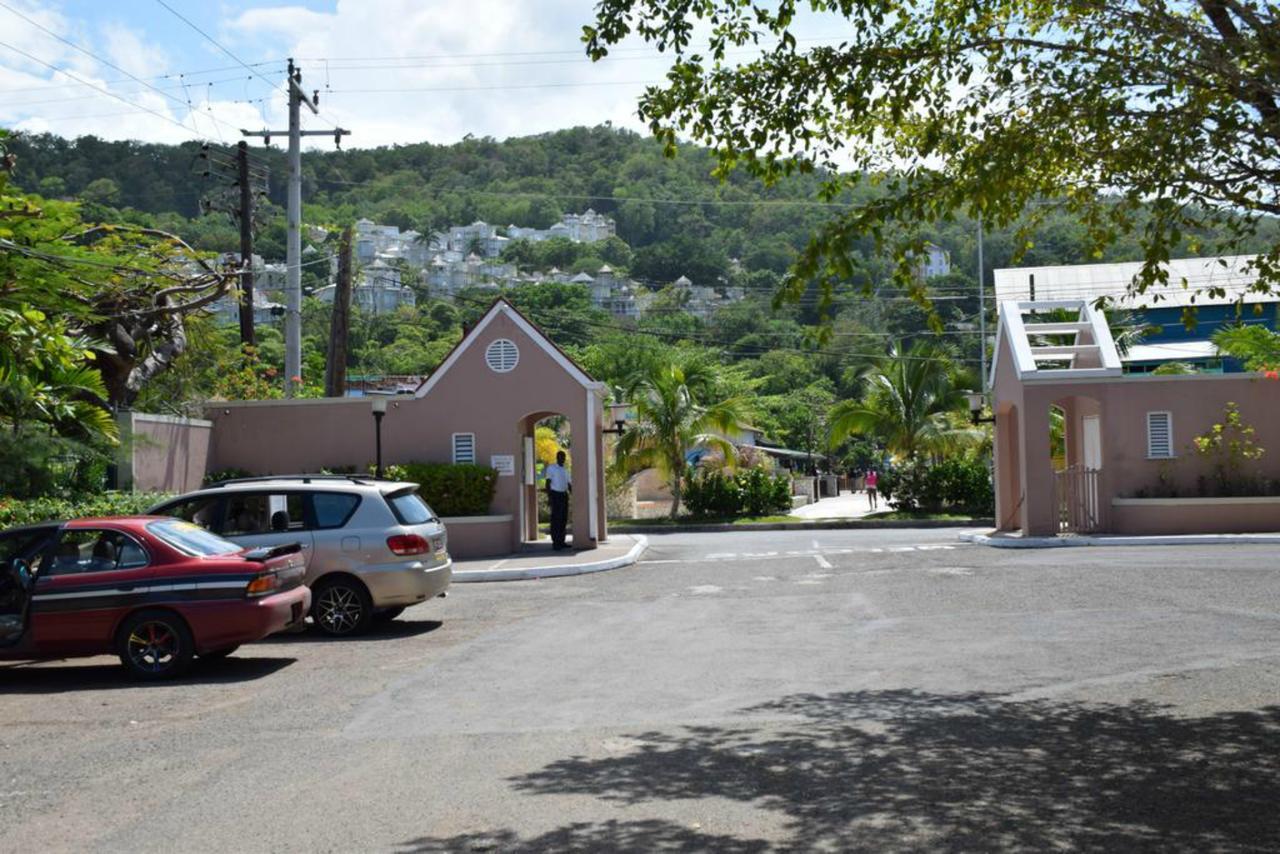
[993,255,1276,373]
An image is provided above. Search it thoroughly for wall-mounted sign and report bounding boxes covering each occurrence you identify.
[490,454,516,476]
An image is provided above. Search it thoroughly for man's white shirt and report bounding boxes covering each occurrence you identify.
[545,463,571,492]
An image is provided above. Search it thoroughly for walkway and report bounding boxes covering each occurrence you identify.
[452,534,647,582]
[789,489,881,520]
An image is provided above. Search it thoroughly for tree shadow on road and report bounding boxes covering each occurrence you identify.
[397,820,770,853]
[402,689,1280,852]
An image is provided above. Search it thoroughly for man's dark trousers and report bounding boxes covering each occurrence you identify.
[549,489,569,548]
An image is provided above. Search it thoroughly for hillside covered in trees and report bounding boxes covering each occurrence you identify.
[6,125,1278,463]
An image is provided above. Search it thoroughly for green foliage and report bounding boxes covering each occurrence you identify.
[0,491,171,529]
[398,462,498,517]
[828,341,979,461]
[616,353,753,518]
[202,468,253,486]
[877,456,992,515]
[1211,325,1280,372]
[585,1,1280,332]
[1191,402,1266,496]
[683,466,790,519]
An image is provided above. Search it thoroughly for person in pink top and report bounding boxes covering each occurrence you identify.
[865,469,879,509]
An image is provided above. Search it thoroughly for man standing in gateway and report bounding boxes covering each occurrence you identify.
[544,450,572,550]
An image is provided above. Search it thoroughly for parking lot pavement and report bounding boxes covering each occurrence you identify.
[2,529,1279,851]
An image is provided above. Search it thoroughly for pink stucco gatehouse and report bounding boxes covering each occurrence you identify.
[990,298,1280,538]
[204,299,609,558]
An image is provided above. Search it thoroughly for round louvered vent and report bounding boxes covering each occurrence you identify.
[485,338,519,373]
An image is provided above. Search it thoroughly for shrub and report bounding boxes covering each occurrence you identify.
[683,467,792,518]
[880,455,993,515]
[684,469,742,518]
[399,461,497,517]
[0,492,172,529]
[203,467,252,486]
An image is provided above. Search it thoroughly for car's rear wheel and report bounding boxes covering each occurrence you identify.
[372,606,406,623]
[311,577,373,637]
[117,610,194,680]
[200,644,240,660]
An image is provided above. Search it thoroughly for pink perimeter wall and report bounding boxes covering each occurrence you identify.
[995,371,1280,535]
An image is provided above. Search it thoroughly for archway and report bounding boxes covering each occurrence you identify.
[1049,394,1105,533]
[518,411,573,548]
[995,402,1022,532]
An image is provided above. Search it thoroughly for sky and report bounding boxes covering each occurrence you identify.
[0,0,850,151]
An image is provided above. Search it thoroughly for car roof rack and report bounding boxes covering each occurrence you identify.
[206,474,402,487]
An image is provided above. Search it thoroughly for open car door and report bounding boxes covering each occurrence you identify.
[0,525,57,649]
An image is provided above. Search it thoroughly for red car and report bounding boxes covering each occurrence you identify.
[0,516,310,680]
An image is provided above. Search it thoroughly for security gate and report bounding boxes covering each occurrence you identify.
[1055,466,1102,533]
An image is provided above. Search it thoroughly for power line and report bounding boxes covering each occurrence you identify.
[153,0,342,132]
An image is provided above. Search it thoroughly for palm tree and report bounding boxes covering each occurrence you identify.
[827,340,978,462]
[616,358,751,519]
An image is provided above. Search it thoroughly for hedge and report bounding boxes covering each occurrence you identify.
[683,467,792,519]
[0,492,173,530]
[397,462,497,517]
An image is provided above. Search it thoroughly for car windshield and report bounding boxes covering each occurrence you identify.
[147,519,242,556]
[387,490,436,525]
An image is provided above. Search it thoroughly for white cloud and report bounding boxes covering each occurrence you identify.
[222,0,664,148]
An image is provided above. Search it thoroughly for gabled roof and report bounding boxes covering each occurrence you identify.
[991,299,1123,385]
[413,298,601,398]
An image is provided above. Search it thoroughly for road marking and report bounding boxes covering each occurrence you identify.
[640,559,680,564]
[705,552,737,559]
[814,554,833,569]
[688,584,722,595]
[753,575,778,581]
[741,551,779,557]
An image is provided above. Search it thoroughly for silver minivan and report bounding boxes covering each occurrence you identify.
[149,476,451,636]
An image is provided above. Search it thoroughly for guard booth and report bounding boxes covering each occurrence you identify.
[205,299,609,557]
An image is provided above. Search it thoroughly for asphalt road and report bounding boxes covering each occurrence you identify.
[2,529,1279,852]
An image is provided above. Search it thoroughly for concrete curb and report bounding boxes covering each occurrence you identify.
[616,519,993,534]
[959,530,1280,549]
[452,535,649,582]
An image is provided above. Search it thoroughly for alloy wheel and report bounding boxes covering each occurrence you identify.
[126,621,181,674]
[316,584,364,635]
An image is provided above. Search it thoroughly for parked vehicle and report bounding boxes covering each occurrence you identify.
[0,517,309,680]
[148,476,451,637]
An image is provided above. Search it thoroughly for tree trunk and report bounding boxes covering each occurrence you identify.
[669,453,684,519]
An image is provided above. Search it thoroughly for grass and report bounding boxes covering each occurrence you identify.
[863,510,984,521]
[610,514,798,527]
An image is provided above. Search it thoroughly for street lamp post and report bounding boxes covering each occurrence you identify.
[371,396,388,477]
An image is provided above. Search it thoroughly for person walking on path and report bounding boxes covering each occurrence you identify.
[865,469,879,510]
[544,450,572,550]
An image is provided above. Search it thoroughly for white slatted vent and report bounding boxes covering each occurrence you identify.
[452,433,476,464]
[485,338,519,373]
[1146,411,1173,458]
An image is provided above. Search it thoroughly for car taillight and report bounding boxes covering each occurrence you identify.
[387,534,430,556]
[246,572,282,597]
[431,535,445,553]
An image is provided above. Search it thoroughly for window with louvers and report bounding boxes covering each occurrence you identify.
[1146,412,1173,458]
[452,433,476,465]
[485,338,519,373]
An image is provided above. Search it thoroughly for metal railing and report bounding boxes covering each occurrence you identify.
[1054,466,1103,533]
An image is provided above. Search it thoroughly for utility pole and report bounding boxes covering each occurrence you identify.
[977,216,987,391]
[243,59,350,396]
[236,141,256,348]
[325,225,354,397]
